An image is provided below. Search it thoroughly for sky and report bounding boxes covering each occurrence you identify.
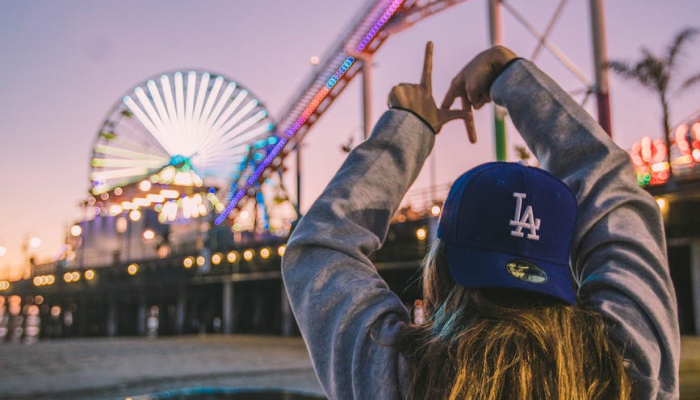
[1,0,699,271]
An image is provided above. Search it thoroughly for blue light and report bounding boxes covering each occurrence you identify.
[256,191,270,231]
[219,55,355,218]
[170,155,186,165]
[324,57,354,90]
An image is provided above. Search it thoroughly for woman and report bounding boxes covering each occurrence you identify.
[281,44,679,400]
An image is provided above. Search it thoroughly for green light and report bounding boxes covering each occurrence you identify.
[99,131,117,140]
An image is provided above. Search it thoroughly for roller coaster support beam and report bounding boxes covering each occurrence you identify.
[361,55,374,139]
[488,0,507,161]
[296,143,302,213]
[589,0,612,136]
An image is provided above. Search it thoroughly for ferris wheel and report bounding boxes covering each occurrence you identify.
[89,70,283,224]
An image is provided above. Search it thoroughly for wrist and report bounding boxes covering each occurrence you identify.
[499,57,523,76]
[388,107,436,134]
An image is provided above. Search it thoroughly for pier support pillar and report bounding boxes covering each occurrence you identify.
[175,288,186,335]
[281,284,295,336]
[106,298,117,337]
[222,281,234,334]
[691,240,700,335]
[77,297,88,337]
[136,300,147,336]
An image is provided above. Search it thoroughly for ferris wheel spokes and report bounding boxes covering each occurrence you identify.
[146,80,177,149]
[158,74,184,153]
[196,105,263,159]
[91,69,276,221]
[123,95,178,156]
[208,90,248,139]
[94,143,169,163]
[220,114,271,148]
[196,85,243,151]
[90,166,156,182]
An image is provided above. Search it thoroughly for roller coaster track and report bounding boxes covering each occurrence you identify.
[215,0,469,224]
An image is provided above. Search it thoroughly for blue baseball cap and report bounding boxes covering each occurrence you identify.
[437,162,578,304]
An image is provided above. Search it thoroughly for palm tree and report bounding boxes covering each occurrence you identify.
[607,27,700,177]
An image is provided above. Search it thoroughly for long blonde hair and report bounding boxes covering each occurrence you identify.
[397,239,631,400]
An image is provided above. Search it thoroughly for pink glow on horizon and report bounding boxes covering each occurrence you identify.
[1,0,699,273]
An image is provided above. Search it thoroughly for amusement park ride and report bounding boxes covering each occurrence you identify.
[3,0,700,339]
[13,0,700,273]
[81,0,615,243]
[78,0,482,265]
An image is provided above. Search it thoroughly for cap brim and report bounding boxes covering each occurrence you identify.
[445,244,576,305]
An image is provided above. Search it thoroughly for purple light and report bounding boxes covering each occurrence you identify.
[246,137,288,185]
[356,0,405,52]
[214,188,246,225]
[216,55,358,219]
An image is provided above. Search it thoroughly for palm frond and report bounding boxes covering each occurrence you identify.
[635,49,668,90]
[605,60,634,76]
[666,27,699,68]
[673,71,700,98]
[608,48,669,91]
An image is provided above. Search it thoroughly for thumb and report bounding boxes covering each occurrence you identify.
[440,83,463,110]
[437,108,469,125]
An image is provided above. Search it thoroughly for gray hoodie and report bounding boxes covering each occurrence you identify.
[281,59,680,400]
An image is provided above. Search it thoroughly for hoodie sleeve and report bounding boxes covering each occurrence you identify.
[281,109,434,400]
[491,59,680,400]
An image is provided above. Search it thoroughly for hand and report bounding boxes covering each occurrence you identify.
[387,42,469,134]
[441,46,518,143]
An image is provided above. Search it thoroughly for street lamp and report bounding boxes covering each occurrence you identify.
[29,237,41,249]
[24,236,42,280]
[0,246,6,281]
[116,217,127,234]
[143,229,155,240]
[70,225,82,237]
[129,209,142,222]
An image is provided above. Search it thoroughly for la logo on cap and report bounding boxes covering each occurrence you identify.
[437,162,578,305]
[509,192,541,241]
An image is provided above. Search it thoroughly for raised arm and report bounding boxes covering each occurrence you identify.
[282,42,465,400]
[488,58,680,399]
[282,109,429,400]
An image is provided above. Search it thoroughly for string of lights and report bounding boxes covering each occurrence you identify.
[215,0,407,224]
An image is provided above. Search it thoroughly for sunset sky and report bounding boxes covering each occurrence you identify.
[1,0,699,271]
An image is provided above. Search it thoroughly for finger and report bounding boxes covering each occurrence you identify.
[440,79,465,110]
[440,85,458,110]
[437,109,468,125]
[469,91,488,110]
[462,97,477,143]
[469,79,493,110]
[420,41,433,92]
